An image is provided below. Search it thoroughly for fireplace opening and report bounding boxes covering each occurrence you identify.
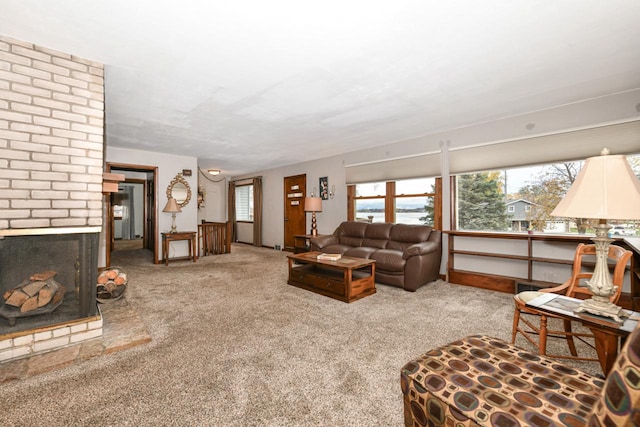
[0,230,99,336]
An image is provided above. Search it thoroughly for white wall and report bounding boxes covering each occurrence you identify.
[101,146,198,265]
[197,174,227,223]
[233,155,348,249]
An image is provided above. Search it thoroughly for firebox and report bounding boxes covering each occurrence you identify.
[0,228,99,336]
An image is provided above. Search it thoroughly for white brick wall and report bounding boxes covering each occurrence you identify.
[0,35,104,229]
[0,313,103,363]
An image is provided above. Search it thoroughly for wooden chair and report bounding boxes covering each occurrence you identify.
[511,243,632,362]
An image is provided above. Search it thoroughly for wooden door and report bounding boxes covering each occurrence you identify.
[283,174,306,251]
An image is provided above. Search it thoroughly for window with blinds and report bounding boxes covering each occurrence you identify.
[235,184,254,221]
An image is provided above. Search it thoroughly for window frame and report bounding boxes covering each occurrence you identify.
[348,178,441,229]
[235,184,254,223]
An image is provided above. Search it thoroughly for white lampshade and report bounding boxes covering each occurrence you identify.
[551,150,640,220]
[162,198,182,213]
[304,197,322,212]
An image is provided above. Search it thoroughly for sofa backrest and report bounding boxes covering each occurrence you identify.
[387,224,433,251]
[362,223,393,249]
[588,321,640,425]
[334,221,435,251]
[334,221,367,247]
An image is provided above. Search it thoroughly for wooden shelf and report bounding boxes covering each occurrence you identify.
[446,231,638,310]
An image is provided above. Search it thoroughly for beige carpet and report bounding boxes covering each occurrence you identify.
[1,244,600,426]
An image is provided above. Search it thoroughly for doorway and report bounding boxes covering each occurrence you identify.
[283,174,306,251]
[106,163,158,266]
[113,180,144,251]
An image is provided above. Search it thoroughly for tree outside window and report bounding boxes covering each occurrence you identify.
[456,172,510,231]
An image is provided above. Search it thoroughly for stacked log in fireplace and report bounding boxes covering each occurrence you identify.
[1,271,66,326]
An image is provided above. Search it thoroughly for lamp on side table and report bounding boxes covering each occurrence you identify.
[163,197,181,234]
[304,196,322,236]
[551,148,640,323]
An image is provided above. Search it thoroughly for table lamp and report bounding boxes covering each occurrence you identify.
[304,196,322,236]
[163,197,181,233]
[551,148,640,322]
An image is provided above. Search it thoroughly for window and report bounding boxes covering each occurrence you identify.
[394,178,437,225]
[350,177,441,227]
[235,184,253,221]
[455,154,640,234]
[354,182,386,223]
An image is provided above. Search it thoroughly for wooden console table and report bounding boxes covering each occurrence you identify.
[526,293,639,374]
[162,231,197,266]
[287,251,376,303]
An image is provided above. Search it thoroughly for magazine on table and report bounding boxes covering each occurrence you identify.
[527,293,639,331]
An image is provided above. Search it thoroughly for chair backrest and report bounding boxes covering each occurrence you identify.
[565,243,632,304]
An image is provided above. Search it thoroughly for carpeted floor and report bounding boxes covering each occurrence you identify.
[1,244,600,426]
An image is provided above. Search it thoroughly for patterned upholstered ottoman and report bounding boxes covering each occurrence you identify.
[401,328,640,427]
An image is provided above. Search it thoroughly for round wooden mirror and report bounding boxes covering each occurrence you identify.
[166,174,191,208]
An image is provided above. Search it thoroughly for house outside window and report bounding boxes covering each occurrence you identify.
[235,184,253,221]
[455,154,640,235]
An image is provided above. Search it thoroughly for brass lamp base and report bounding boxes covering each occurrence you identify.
[310,212,318,236]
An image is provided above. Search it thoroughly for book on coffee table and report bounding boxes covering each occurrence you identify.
[316,253,341,261]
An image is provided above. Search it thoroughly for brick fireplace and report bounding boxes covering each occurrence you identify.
[0,35,105,366]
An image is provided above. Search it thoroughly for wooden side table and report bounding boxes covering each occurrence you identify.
[526,293,639,374]
[162,231,197,265]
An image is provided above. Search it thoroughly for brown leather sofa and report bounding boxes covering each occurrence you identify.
[310,221,442,291]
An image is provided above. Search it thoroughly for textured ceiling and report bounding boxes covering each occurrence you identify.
[2,1,640,176]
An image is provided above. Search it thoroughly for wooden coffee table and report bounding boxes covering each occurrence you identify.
[287,251,376,303]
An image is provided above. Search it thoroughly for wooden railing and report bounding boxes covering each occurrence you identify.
[198,221,232,257]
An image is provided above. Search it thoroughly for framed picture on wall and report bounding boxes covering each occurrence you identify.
[319,176,329,200]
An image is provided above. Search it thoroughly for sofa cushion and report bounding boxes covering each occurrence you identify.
[362,223,392,249]
[370,249,405,272]
[336,221,368,247]
[388,224,432,251]
[344,247,378,259]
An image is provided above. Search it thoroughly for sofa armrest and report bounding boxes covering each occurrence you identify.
[403,241,439,260]
[311,235,338,250]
